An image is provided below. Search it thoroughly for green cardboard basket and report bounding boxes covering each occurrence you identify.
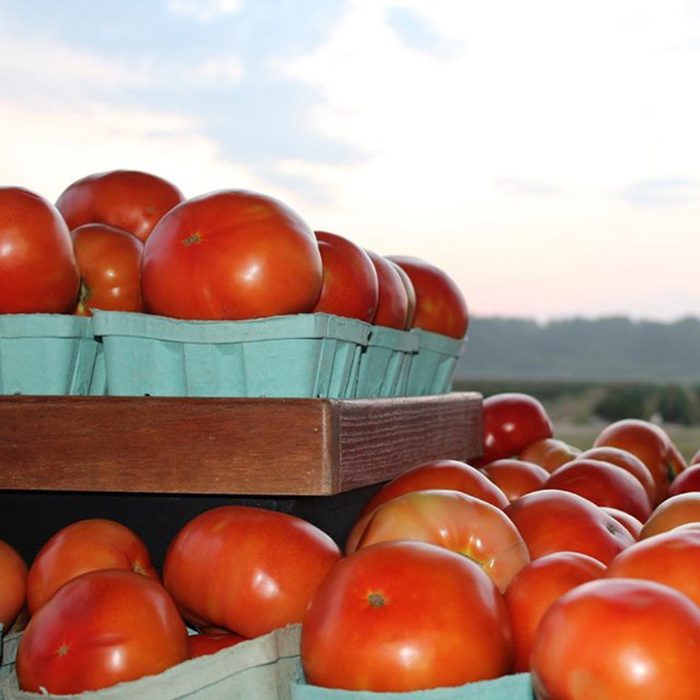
[405,329,466,396]
[92,311,371,398]
[355,326,419,398]
[0,314,98,396]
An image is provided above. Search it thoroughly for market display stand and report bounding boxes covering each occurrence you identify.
[0,392,482,568]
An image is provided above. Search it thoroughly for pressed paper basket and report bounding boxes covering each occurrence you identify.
[405,329,466,396]
[91,311,372,399]
[0,314,98,396]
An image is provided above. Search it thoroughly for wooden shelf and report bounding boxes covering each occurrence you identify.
[0,393,482,496]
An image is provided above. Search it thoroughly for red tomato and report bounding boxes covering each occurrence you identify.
[518,438,581,473]
[504,551,606,672]
[531,578,700,700]
[640,492,700,539]
[389,259,417,328]
[505,489,635,565]
[141,190,323,320]
[479,393,554,465]
[26,518,158,615]
[71,223,144,316]
[0,539,27,630]
[302,540,513,692]
[365,249,411,329]
[543,458,652,522]
[355,489,529,592]
[387,256,468,339]
[578,445,657,507]
[17,570,188,694]
[311,231,378,321]
[480,459,550,502]
[692,448,700,465]
[56,169,184,242]
[606,526,700,607]
[600,507,643,540]
[0,187,80,313]
[187,632,247,659]
[594,419,683,503]
[163,506,341,638]
[668,463,700,497]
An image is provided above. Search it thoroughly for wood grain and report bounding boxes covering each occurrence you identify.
[0,393,482,496]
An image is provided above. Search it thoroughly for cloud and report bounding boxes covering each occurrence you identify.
[619,178,700,206]
[186,57,244,85]
[166,0,242,23]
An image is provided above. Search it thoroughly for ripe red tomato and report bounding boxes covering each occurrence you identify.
[55,169,184,242]
[365,249,412,329]
[302,540,513,692]
[639,492,700,539]
[504,551,606,672]
[531,578,700,699]
[390,259,417,328]
[141,190,323,320]
[355,489,530,592]
[311,231,378,321]
[187,632,247,659]
[0,539,27,630]
[518,438,581,473]
[17,570,188,694]
[600,507,643,539]
[479,393,553,465]
[0,187,80,313]
[387,256,468,339]
[163,506,341,638]
[505,489,635,564]
[26,518,158,615]
[71,223,144,316]
[668,463,700,497]
[543,458,652,522]
[480,459,550,502]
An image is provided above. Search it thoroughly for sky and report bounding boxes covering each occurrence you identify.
[1,0,700,322]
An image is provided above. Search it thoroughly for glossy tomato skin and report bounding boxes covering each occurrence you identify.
[519,438,580,473]
[531,578,700,700]
[0,539,27,630]
[639,492,700,539]
[163,506,341,638]
[480,459,550,502]
[56,169,184,242]
[302,540,513,692]
[505,489,635,565]
[365,249,411,329]
[311,231,378,321]
[142,190,323,320]
[600,507,643,540]
[187,632,247,659]
[504,551,606,672]
[668,463,700,497]
[480,393,553,465]
[71,223,144,315]
[390,259,417,328]
[26,518,158,615]
[0,187,80,313]
[387,256,468,339]
[355,489,530,592]
[17,570,188,694]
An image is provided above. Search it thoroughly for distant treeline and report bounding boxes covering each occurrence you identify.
[456,315,700,383]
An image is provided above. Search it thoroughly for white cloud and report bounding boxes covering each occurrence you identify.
[166,0,242,23]
[186,57,244,85]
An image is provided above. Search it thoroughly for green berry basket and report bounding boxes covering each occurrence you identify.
[0,314,98,396]
[405,329,466,396]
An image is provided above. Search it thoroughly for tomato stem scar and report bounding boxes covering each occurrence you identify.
[182,232,202,246]
[368,592,385,608]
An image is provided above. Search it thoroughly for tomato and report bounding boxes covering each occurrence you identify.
[578,445,657,506]
[692,448,700,465]
[504,551,606,672]
[505,489,635,565]
[187,632,247,659]
[26,518,158,615]
[0,539,27,630]
[163,506,341,638]
[389,258,417,328]
[311,231,378,321]
[16,570,187,694]
[55,169,184,242]
[141,190,323,320]
[71,223,144,316]
[365,249,411,329]
[543,458,652,522]
[480,459,550,502]
[355,489,529,592]
[0,187,80,313]
[301,540,513,692]
[639,492,700,539]
[518,438,580,473]
[387,256,468,339]
[594,419,683,503]
[600,507,643,540]
[479,393,553,465]
[531,578,700,700]
[668,463,700,497]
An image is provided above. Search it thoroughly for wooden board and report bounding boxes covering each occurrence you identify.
[0,393,482,496]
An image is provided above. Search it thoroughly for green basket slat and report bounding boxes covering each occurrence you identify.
[405,329,466,396]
